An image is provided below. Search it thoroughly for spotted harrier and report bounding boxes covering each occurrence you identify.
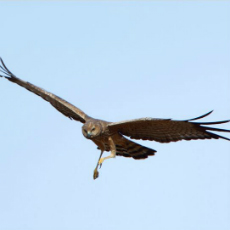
[0,58,229,179]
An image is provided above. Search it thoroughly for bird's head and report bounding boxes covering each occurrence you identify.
[82,121,102,139]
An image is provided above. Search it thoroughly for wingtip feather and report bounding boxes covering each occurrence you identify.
[0,57,14,78]
[187,110,214,121]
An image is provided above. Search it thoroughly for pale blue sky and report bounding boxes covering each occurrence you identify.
[0,2,230,230]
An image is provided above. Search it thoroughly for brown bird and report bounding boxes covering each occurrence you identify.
[0,58,229,179]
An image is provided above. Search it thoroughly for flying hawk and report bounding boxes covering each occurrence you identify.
[0,58,229,179]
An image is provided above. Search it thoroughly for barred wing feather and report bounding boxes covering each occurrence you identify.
[108,111,230,143]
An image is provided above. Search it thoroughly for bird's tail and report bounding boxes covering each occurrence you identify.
[115,135,157,160]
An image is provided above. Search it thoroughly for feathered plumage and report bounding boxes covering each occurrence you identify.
[0,58,229,179]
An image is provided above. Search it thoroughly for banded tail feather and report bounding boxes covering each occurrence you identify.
[98,135,156,160]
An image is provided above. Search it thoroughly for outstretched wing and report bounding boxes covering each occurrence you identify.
[0,58,90,123]
[108,111,230,143]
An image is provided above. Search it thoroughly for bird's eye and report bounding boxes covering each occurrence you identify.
[84,129,87,133]
[92,127,95,131]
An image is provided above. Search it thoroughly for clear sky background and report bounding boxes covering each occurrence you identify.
[0,2,229,230]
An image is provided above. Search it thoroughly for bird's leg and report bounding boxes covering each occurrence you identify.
[93,150,104,180]
[98,136,116,168]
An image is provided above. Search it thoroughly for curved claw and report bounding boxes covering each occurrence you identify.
[93,168,99,180]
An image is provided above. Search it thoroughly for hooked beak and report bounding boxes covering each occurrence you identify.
[87,132,92,138]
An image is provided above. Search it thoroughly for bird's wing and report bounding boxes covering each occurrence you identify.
[108,111,230,143]
[0,58,90,123]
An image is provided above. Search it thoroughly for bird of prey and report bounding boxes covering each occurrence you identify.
[0,58,229,179]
